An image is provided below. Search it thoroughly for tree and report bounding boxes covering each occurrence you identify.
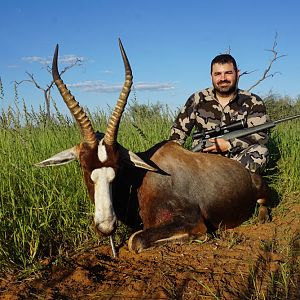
[15,55,82,119]
[240,33,286,92]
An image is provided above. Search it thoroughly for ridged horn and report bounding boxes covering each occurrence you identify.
[52,44,97,147]
[103,39,133,146]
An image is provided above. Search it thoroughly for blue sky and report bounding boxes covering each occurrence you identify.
[1,0,300,114]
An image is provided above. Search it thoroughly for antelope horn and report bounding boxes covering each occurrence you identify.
[52,44,97,147]
[103,39,133,146]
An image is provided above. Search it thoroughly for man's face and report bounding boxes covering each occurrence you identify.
[211,62,239,95]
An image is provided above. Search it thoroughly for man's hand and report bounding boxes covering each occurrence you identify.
[202,138,231,153]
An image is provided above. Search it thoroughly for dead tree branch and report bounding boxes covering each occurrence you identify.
[246,33,286,92]
[15,56,82,119]
[239,69,258,77]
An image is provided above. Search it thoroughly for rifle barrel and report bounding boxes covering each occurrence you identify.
[191,114,300,152]
[222,114,300,141]
[273,114,300,124]
[221,122,274,140]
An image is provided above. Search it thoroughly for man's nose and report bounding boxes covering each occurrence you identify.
[220,73,226,80]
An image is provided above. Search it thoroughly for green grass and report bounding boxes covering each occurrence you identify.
[0,101,174,271]
[0,99,299,274]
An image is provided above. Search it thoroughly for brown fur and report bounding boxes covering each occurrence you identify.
[79,142,120,202]
[45,42,269,254]
[107,141,268,253]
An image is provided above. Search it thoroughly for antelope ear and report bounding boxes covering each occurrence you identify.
[119,145,157,172]
[35,146,79,167]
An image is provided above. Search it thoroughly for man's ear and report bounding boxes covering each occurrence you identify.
[35,146,79,167]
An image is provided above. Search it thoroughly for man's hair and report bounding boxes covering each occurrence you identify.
[210,54,238,74]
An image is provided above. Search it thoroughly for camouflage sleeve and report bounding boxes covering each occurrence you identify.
[229,94,269,153]
[169,94,197,145]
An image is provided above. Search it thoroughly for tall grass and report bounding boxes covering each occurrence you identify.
[0,99,173,271]
[0,97,299,273]
[270,121,300,193]
[0,109,92,269]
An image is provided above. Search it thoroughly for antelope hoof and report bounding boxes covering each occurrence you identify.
[258,206,269,224]
[128,230,147,253]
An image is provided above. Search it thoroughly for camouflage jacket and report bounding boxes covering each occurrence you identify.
[170,88,269,153]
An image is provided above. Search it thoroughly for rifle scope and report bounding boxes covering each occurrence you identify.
[193,119,247,139]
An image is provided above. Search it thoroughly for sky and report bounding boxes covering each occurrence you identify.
[1,0,300,115]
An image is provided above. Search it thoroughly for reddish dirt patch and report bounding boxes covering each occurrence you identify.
[1,203,299,300]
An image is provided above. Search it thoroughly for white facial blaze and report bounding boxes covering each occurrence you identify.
[97,139,108,162]
[91,167,116,234]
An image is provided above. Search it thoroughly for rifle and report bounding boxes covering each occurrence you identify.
[191,114,300,152]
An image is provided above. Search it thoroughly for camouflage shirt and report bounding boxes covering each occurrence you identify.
[170,88,269,153]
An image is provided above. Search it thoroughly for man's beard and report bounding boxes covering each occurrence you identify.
[213,77,238,96]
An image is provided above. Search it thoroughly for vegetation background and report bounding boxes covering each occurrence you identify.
[0,78,299,283]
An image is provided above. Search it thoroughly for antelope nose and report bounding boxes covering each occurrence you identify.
[94,218,117,236]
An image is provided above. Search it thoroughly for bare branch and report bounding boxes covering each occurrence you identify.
[239,69,258,77]
[247,33,286,91]
[45,57,82,94]
[14,78,32,85]
[225,45,231,55]
[25,72,45,92]
[46,57,83,76]
[15,56,83,118]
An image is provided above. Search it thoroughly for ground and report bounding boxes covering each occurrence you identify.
[1,201,299,300]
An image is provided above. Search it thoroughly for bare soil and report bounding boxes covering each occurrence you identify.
[1,201,299,300]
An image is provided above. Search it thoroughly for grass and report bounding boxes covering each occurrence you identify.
[242,228,299,300]
[0,99,174,271]
[0,96,299,299]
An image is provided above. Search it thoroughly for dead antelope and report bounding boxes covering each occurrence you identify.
[37,40,269,253]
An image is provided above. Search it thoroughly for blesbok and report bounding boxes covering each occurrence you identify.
[37,40,269,253]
